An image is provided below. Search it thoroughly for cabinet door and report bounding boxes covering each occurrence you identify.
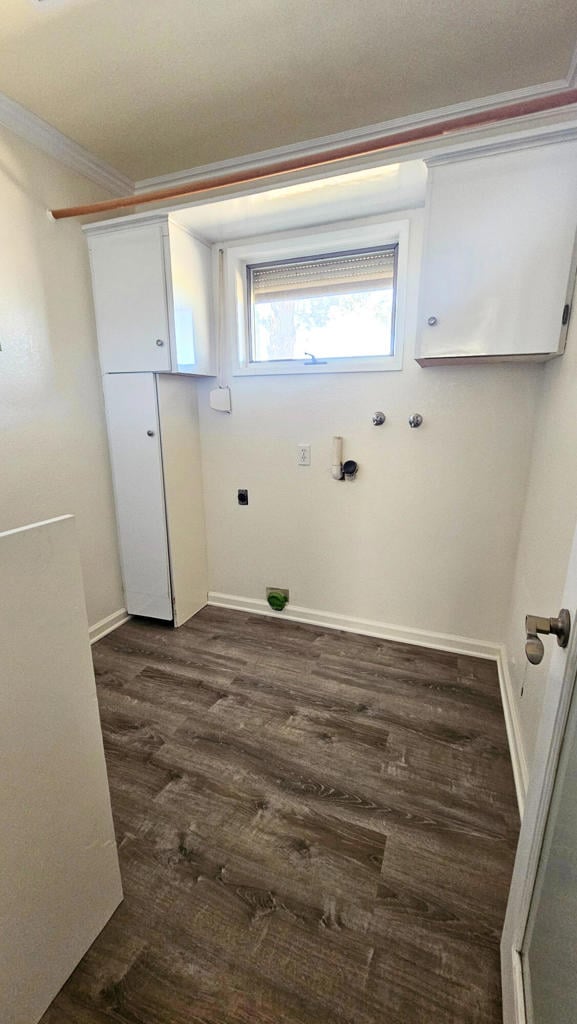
[89,225,172,373]
[103,373,173,619]
[416,142,577,364]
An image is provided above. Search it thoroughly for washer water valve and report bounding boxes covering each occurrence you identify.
[525,609,571,665]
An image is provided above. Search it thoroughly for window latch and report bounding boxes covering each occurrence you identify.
[304,351,327,365]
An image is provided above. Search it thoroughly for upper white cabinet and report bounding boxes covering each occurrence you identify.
[416,141,577,365]
[86,216,215,376]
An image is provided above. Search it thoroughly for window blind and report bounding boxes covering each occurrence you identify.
[249,245,398,302]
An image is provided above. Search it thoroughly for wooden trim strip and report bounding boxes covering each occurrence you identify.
[50,88,577,220]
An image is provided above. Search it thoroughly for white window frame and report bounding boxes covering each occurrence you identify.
[220,216,410,376]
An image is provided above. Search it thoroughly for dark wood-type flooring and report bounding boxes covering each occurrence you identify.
[42,606,519,1024]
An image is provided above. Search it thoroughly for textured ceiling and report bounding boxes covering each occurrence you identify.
[1,0,576,181]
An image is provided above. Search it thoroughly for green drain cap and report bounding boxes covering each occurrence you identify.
[267,590,288,612]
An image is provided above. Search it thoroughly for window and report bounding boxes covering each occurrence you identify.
[224,218,409,375]
[247,245,398,365]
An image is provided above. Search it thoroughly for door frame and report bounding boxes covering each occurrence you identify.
[501,539,577,1022]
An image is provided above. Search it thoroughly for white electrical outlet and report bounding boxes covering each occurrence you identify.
[297,444,311,466]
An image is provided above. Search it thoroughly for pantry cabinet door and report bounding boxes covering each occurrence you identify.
[103,373,173,619]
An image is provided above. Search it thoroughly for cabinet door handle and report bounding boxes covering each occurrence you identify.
[427,316,438,327]
[155,339,165,347]
[146,429,155,437]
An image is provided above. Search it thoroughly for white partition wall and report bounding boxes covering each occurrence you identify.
[0,516,122,1024]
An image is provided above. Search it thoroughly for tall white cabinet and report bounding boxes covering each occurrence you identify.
[85,214,213,626]
[103,373,208,625]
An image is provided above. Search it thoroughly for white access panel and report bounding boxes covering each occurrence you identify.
[89,224,172,373]
[416,141,577,363]
[103,373,173,619]
[0,516,122,1024]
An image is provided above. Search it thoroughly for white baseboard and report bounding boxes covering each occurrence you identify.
[496,646,529,817]
[89,608,129,645]
[208,592,501,658]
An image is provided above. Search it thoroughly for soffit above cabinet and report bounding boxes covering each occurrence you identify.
[165,162,427,243]
[82,160,428,243]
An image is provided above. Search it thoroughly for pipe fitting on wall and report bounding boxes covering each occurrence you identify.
[332,437,358,480]
[332,436,344,479]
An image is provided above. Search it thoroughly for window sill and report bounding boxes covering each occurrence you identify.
[232,354,403,376]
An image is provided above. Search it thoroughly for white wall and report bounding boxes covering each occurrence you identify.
[198,208,541,645]
[505,300,577,774]
[0,124,124,628]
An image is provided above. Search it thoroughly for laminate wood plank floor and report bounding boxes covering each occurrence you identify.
[41,607,519,1024]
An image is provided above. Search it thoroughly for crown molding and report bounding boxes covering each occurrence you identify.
[0,91,134,195]
[424,121,577,167]
[568,41,577,88]
[82,209,171,236]
[3,43,577,201]
[134,76,575,194]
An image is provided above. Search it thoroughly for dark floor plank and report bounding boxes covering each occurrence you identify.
[41,606,518,1024]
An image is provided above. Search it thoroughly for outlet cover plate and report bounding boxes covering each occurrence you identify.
[297,444,311,466]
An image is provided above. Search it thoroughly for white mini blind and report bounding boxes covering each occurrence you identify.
[249,245,398,302]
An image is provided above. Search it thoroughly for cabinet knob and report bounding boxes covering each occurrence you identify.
[155,338,165,347]
[427,316,438,327]
[146,429,155,437]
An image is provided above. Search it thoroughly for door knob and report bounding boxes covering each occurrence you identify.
[525,608,571,665]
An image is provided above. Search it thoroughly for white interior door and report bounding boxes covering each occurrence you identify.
[103,373,173,620]
[522,680,577,1022]
[501,521,577,1023]
[0,516,122,1024]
